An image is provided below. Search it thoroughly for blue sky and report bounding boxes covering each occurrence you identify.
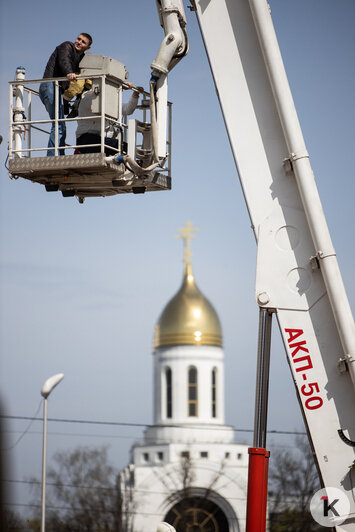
[0,0,354,516]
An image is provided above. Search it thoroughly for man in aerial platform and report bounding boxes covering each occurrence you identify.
[39,34,92,156]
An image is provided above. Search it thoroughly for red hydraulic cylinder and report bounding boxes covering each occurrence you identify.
[246,447,270,532]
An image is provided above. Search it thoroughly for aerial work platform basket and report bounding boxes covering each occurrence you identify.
[8,55,172,203]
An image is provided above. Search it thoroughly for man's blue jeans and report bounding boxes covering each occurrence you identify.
[39,82,66,156]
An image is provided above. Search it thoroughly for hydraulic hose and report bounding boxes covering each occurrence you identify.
[105,154,164,178]
[150,81,160,163]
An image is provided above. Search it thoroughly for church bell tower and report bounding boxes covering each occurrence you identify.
[148,221,231,444]
[119,223,249,532]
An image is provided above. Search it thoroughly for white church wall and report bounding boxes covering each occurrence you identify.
[155,345,225,425]
[131,441,249,469]
[126,455,248,532]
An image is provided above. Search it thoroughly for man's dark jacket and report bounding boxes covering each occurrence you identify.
[43,41,84,88]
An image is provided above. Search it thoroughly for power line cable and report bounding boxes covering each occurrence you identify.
[3,429,144,440]
[2,402,42,451]
[2,415,147,428]
[0,414,306,436]
[0,478,257,500]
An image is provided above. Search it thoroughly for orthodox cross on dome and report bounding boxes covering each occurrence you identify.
[176,221,200,266]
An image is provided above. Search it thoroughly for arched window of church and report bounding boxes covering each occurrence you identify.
[212,367,217,418]
[188,366,198,417]
[166,367,172,418]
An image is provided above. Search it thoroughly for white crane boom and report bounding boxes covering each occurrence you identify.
[180,0,355,528]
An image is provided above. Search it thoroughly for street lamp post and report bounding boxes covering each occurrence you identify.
[40,373,64,532]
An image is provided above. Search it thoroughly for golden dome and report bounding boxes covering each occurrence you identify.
[154,262,222,348]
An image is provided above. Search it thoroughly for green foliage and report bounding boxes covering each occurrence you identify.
[26,518,41,531]
[269,508,324,532]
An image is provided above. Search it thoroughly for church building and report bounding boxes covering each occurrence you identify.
[119,223,249,532]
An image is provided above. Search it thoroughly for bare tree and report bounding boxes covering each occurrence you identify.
[158,452,228,531]
[2,508,26,531]
[29,446,122,532]
[268,435,325,531]
[178,453,196,494]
